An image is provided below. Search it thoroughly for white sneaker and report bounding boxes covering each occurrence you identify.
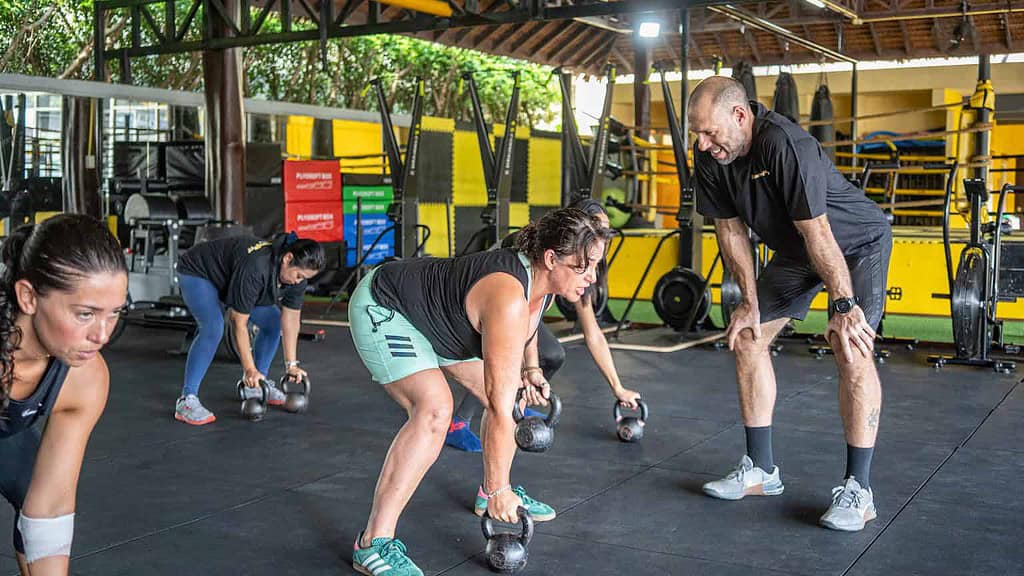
[820,477,877,532]
[174,395,216,425]
[702,455,785,500]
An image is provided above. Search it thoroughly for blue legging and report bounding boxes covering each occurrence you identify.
[178,274,282,397]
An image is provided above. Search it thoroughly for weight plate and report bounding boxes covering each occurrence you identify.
[652,267,710,331]
[951,247,987,359]
[223,318,259,362]
[720,267,743,329]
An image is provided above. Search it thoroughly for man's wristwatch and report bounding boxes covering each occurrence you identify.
[832,297,857,315]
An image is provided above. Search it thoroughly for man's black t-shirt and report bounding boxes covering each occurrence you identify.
[178,236,306,313]
[694,101,889,260]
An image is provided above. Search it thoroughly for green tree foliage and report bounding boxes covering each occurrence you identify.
[0,1,558,125]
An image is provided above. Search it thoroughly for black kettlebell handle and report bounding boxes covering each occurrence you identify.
[481,506,533,545]
[281,373,310,397]
[237,379,269,405]
[613,398,648,423]
[512,388,561,428]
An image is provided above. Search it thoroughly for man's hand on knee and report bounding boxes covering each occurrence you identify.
[727,301,762,351]
[825,305,876,363]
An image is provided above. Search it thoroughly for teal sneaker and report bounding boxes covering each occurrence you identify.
[352,532,423,576]
[474,485,556,522]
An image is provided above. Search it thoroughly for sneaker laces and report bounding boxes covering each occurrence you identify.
[377,538,411,567]
[725,460,753,482]
[512,485,537,505]
[831,485,864,509]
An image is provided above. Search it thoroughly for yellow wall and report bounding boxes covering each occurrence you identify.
[285,116,314,157]
[332,119,385,174]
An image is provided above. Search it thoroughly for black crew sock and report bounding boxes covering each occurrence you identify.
[454,393,482,424]
[744,426,774,471]
[845,444,874,489]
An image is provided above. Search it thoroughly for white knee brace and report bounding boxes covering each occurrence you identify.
[17,512,74,563]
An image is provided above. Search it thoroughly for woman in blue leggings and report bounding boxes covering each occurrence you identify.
[173,233,324,425]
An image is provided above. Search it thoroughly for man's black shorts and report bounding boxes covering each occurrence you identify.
[757,233,892,329]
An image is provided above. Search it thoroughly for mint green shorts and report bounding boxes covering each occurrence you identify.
[348,268,477,385]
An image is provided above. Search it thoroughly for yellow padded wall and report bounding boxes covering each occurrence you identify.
[333,119,385,174]
[453,130,487,206]
[286,116,314,158]
[418,202,453,257]
[528,136,561,206]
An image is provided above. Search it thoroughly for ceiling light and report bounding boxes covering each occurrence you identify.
[803,0,826,8]
[637,20,661,39]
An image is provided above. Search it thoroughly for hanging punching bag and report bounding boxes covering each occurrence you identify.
[810,84,835,162]
[772,73,800,124]
[731,61,757,102]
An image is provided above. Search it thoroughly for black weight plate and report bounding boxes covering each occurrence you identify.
[720,267,743,329]
[554,281,609,322]
[952,247,986,359]
[223,318,258,362]
[652,267,710,331]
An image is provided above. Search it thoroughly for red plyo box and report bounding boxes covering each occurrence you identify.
[285,200,343,243]
[283,160,341,203]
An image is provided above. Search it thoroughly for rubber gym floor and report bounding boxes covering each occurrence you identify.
[3,321,1021,576]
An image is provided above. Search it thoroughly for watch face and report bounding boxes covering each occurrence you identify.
[835,298,854,314]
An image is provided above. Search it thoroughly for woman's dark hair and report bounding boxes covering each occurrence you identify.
[0,214,127,407]
[569,199,611,304]
[279,233,325,271]
[514,207,612,271]
[571,198,608,219]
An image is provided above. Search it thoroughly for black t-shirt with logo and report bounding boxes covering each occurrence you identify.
[694,101,889,260]
[178,236,306,313]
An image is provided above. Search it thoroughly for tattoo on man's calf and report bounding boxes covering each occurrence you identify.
[867,408,879,429]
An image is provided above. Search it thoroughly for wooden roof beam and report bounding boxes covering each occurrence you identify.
[519,20,573,58]
[899,20,911,55]
[868,22,882,55]
[549,25,593,62]
[743,30,761,62]
[610,45,632,74]
[689,34,708,69]
[502,21,550,55]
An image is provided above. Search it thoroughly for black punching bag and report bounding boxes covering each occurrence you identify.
[810,84,835,162]
[772,72,800,124]
[731,61,757,102]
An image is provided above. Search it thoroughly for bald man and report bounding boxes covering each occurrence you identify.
[688,76,891,532]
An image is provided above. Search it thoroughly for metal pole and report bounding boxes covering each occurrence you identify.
[850,62,858,173]
[974,54,991,183]
[93,3,106,197]
[679,8,700,271]
[679,8,690,168]
[633,36,651,142]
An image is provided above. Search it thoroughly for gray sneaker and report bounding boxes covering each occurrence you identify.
[175,395,216,425]
[820,477,876,532]
[702,455,785,500]
[239,379,286,406]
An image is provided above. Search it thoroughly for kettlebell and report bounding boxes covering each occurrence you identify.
[481,507,533,574]
[280,372,311,414]
[614,399,648,443]
[512,388,561,453]
[237,379,269,422]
